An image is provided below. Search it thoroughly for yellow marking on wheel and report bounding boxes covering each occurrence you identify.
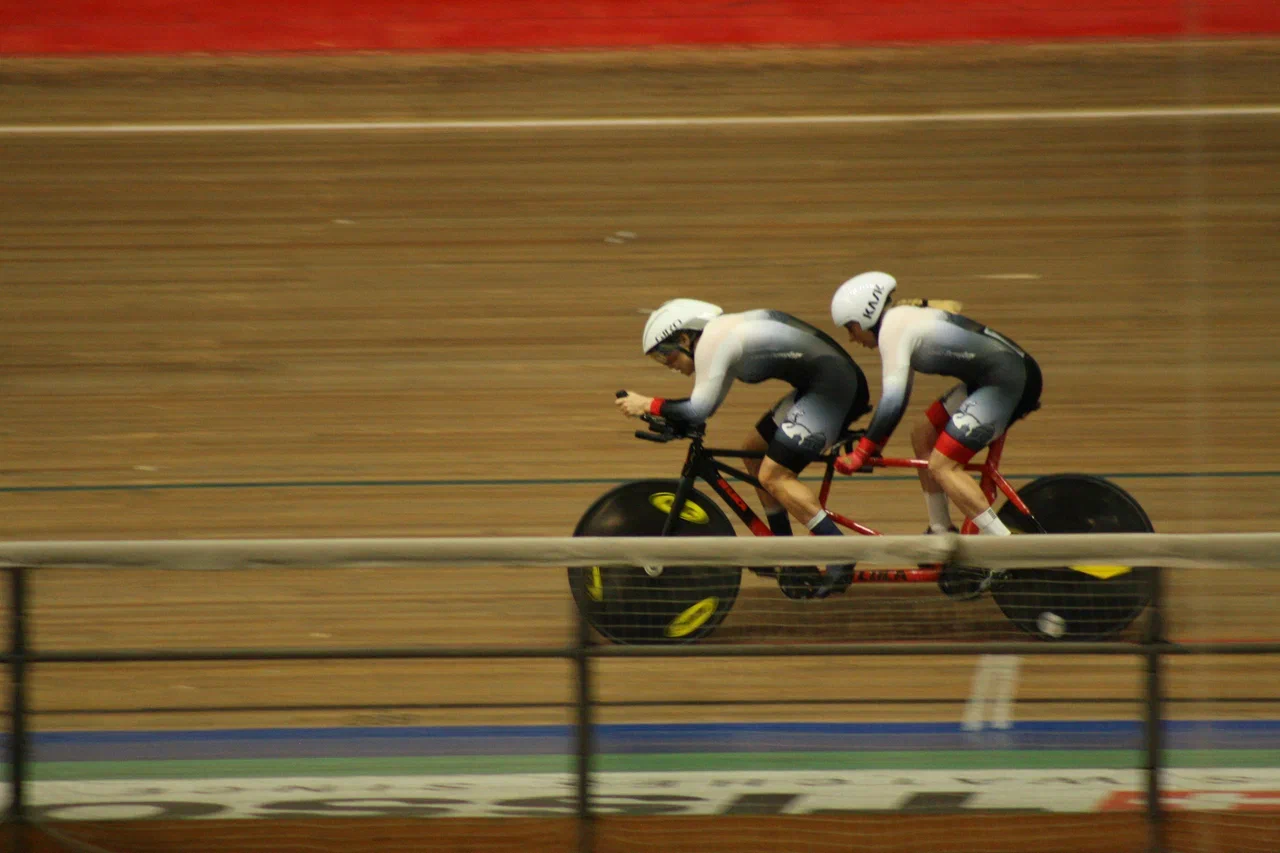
[1007,525,1132,578]
[649,493,710,524]
[665,597,719,638]
[586,567,604,601]
[1070,564,1133,579]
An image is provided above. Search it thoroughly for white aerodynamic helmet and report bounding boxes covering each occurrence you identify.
[642,298,724,355]
[831,271,897,332]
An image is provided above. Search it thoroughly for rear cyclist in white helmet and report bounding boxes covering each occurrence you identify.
[829,272,1042,544]
[616,298,871,599]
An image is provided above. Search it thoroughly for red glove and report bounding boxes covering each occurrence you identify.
[835,437,880,475]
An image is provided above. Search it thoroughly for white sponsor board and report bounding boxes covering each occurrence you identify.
[16,768,1280,821]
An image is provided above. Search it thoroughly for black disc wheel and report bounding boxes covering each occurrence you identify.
[568,480,741,645]
[992,474,1155,641]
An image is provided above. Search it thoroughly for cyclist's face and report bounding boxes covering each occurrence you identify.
[650,347,694,376]
[648,336,695,376]
[846,323,877,349]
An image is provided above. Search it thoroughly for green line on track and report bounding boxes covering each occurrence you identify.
[28,749,1280,781]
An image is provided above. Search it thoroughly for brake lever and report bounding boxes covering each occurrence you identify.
[828,446,877,474]
[839,430,868,455]
[638,414,680,442]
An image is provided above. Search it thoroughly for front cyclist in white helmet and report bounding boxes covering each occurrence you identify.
[617,298,871,599]
[829,272,1042,551]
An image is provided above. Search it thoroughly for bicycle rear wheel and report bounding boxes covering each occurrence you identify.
[568,479,741,645]
[992,474,1155,641]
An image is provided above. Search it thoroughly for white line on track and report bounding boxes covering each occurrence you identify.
[2,105,1279,135]
[962,654,1022,732]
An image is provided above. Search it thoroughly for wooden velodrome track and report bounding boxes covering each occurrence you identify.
[1,40,1279,851]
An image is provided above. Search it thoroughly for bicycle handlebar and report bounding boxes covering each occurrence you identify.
[635,413,704,443]
[617,389,704,443]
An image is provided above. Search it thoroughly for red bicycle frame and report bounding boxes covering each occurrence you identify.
[819,433,1033,534]
[683,430,1032,586]
[810,433,1033,584]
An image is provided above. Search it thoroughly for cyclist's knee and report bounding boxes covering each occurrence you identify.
[927,449,964,478]
[757,456,799,491]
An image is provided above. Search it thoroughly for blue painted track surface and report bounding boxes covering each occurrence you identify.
[22,721,1280,762]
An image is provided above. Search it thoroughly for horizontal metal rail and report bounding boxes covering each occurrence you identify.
[2,532,1280,570]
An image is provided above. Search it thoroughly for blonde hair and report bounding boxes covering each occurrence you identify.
[893,297,964,314]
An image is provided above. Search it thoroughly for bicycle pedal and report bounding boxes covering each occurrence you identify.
[937,564,993,602]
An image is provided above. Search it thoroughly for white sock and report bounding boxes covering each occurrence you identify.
[925,492,952,533]
[973,507,1010,536]
[805,510,829,531]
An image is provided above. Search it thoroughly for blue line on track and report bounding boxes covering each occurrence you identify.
[23,721,1280,762]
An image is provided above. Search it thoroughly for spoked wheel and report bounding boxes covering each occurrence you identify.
[568,479,741,645]
[992,474,1155,641]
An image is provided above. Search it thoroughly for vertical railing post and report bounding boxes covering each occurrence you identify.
[573,606,595,853]
[7,566,30,853]
[1143,566,1166,853]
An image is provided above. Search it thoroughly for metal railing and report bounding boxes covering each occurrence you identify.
[5,534,1280,853]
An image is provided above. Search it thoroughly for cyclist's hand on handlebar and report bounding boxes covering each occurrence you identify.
[835,436,881,475]
[615,390,654,418]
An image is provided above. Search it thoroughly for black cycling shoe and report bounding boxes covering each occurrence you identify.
[921,524,993,601]
[777,565,824,600]
[937,563,995,601]
[811,563,854,599]
[777,564,854,600]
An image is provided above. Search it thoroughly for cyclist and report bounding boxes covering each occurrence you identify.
[829,272,1042,543]
[616,298,871,599]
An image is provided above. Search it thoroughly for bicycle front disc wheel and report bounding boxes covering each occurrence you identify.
[568,479,741,645]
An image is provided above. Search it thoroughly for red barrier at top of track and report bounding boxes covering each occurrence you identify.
[2,0,1279,56]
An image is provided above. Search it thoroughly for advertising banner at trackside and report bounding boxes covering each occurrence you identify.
[19,768,1280,821]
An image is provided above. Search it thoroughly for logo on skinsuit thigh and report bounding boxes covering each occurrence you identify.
[649,493,710,524]
[780,420,826,452]
[950,403,995,446]
[665,597,719,638]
